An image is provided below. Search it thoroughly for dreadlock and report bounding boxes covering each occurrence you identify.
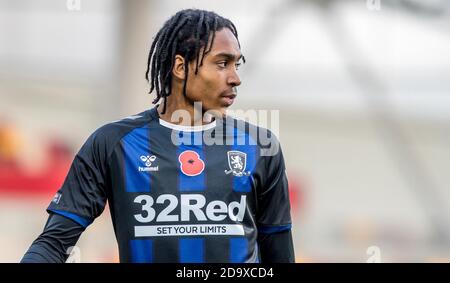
[145,9,244,114]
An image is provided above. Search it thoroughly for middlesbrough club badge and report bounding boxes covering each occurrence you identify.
[225,150,250,177]
[178,150,205,176]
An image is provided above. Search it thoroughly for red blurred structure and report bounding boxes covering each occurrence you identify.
[0,122,72,198]
[288,174,305,218]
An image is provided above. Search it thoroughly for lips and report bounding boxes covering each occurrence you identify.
[220,93,236,106]
[221,93,236,99]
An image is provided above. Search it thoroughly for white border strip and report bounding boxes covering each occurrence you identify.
[159,118,216,132]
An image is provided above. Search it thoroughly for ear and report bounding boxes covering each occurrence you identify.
[172,54,186,80]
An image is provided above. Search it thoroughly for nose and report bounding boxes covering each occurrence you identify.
[227,69,241,87]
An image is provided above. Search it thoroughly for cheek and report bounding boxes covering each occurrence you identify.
[187,73,221,100]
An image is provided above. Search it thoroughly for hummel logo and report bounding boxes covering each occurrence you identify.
[140,155,156,167]
[139,155,159,172]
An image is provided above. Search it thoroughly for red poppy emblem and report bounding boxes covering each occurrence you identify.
[178,150,205,176]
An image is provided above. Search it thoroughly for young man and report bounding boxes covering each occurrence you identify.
[21,9,294,263]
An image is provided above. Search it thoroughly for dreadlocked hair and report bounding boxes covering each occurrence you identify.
[145,9,244,114]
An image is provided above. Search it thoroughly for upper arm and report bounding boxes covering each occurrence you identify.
[46,128,111,227]
[257,132,292,233]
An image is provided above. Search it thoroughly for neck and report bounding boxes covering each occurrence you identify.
[157,95,213,126]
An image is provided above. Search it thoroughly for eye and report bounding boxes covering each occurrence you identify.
[217,61,227,68]
[217,61,241,70]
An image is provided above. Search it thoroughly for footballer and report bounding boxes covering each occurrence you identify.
[21,9,295,263]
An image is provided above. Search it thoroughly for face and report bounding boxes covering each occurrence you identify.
[184,28,243,115]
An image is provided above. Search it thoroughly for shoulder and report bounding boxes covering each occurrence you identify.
[96,110,153,138]
[81,109,155,154]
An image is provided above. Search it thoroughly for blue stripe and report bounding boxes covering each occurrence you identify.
[179,238,204,263]
[48,209,92,228]
[122,126,151,192]
[232,127,257,192]
[258,224,292,234]
[130,239,153,263]
[230,238,248,263]
[178,131,206,192]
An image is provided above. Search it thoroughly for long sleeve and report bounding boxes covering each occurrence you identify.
[21,213,85,263]
[256,130,295,263]
[258,229,295,263]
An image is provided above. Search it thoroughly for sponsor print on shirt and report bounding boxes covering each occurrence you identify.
[133,194,246,237]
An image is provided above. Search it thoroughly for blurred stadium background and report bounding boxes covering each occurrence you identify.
[1,0,450,262]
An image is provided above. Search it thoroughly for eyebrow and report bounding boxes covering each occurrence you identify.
[213,52,243,61]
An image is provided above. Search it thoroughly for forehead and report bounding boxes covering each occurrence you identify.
[207,28,241,58]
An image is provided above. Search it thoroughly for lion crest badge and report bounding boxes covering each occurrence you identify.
[224,150,251,177]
